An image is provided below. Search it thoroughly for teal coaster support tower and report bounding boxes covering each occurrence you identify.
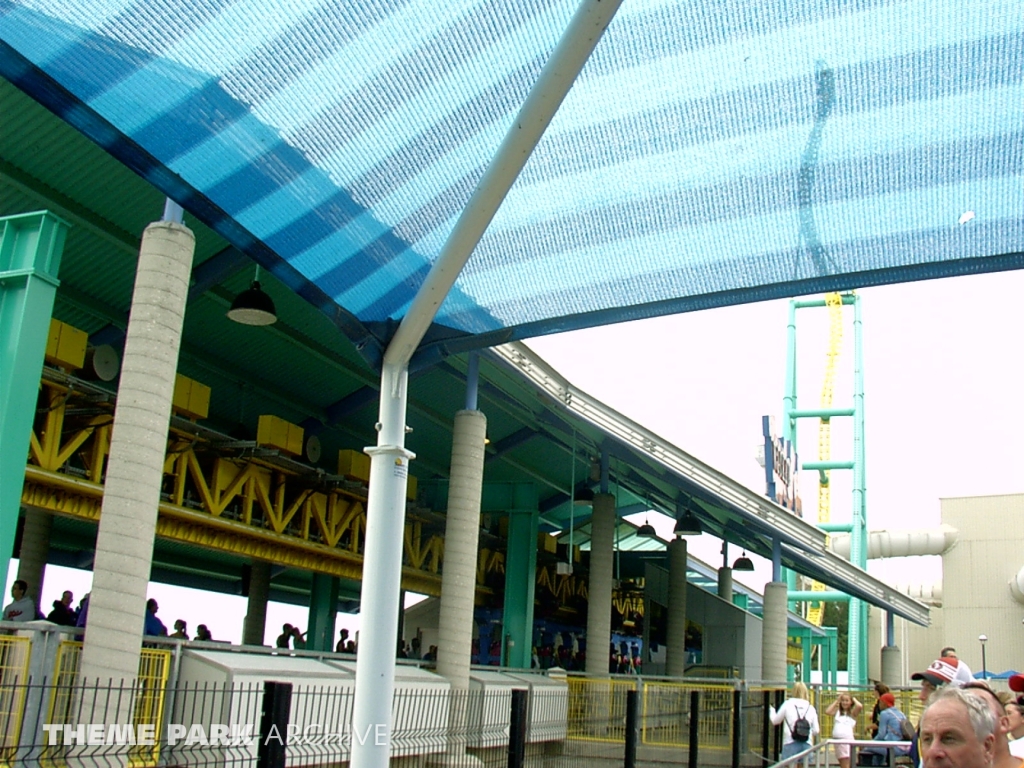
[784,293,868,685]
[0,211,69,588]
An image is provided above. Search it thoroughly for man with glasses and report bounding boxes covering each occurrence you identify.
[919,686,997,768]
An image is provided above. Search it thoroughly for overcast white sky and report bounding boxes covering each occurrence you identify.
[528,269,1024,591]
[11,270,1024,643]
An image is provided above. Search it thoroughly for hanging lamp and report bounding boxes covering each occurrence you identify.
[227,265,277,326]
[732,552,755,571]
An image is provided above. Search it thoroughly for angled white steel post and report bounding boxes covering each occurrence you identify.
[350,0,623,764]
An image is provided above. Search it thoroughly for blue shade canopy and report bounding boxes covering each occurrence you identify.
[2,0,1022,364]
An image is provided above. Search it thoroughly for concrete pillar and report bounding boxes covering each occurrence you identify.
[717,566,733,603]
[435,410,487,767]
[79,219,195,682]
[242,560,271,646]
[762,582,789,683]
[17,509,52,610]
[437,410,487,686]
[880,646,902,687]
[666,538,688,677]
[307,572,339,651]
[585,493,615,675]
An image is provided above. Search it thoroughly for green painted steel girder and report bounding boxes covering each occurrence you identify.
[0,211,69,588]
[306,572,340,651]
[802,461,855,471]
[787,591,851,602]
[421,480,537,513]
[501,507,538,669]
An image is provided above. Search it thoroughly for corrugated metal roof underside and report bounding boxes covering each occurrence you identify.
[1,0,1022,361]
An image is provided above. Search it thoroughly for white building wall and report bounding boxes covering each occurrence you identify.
[937,494,1024,678]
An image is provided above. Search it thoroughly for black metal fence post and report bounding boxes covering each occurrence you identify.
[762,690,772,764]
[625,689,639,768]
[731,689,742,768]
[257,681,292,768]
[688,689,700,768]
[508,688,528,768]
[774,688,785,761]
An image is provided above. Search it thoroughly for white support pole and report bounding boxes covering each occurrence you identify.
[350,2,622,766]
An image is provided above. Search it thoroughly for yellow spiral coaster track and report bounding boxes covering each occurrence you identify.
[805,292,844,627]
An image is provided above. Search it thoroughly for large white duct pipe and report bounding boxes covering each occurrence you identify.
[830,525,958,559]
[891,582,943,606]
[1008,566,1024,605]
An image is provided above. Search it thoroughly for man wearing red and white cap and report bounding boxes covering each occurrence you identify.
[911,658,959,702]
[940,647,975,684]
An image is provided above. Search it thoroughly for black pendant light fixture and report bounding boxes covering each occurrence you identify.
[673,497,703,536]
[635,517,657,538]
[732,551,755,571]
[573,487,595,506]
[227,265,277,326]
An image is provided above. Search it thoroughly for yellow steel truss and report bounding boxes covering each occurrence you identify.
[23,375,448,595]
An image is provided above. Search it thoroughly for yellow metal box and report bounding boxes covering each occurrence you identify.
[406,473,418,501]
[257,414,303,456]
[172,374,211,420]
[45,319,87,370]
[337,449,371,482]
[538,533,558,554]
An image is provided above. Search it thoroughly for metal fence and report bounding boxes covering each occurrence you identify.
[0,632,933,768]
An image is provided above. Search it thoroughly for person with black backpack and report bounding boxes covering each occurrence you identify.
[770,682,820,761]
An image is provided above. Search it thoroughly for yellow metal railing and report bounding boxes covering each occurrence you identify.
[0,636,33,764]
[41,642,172,767]
[641,680,736,749]
[566,677,635,744]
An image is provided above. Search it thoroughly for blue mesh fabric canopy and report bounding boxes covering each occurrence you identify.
[2,0,1022,363]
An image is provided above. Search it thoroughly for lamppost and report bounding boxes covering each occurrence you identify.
[979,634,988,680]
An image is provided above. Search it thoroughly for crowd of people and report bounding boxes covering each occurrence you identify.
[769,644,1024,768]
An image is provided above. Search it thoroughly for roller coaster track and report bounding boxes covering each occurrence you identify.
[805,292,844,627]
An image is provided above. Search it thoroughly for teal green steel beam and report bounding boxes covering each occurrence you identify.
[790,408,856,419]
[819,523,854,533]
[824,627,839,687]
[792,295,857,308]
[851,293,868,685]
[502,501,539,668]
[803,461,855,470]
[306,572,339,651]
[787,591,851,602]
[783,300,798,592]
[0,211,69,588]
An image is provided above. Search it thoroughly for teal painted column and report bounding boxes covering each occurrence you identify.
[824,627,839,686]
[501,485,539,668]
[800,627,813,683]
[0,211,69,587]
[306,572,339,651]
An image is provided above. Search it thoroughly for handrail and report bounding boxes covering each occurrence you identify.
[773,739,912,768]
